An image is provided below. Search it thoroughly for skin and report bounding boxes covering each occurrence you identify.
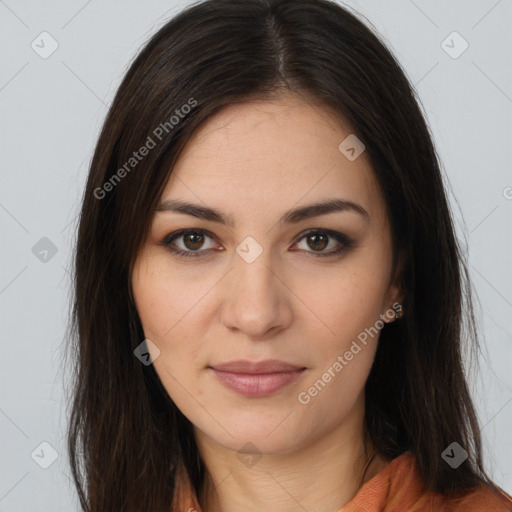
[131,92,403,512]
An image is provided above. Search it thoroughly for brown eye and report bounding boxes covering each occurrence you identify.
[306,232,329,252]
[182,231,206,250]
[162,229,218,258]
[294,229,354,258]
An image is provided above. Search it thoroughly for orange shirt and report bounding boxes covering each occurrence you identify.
[172,451,512,512]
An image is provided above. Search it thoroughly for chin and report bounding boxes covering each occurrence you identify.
[194,415,309,457]
[225,433,300,456]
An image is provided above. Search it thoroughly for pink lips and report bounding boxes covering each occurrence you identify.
[209,360,306,397]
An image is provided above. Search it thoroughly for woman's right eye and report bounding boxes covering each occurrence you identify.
[161,229,219,258]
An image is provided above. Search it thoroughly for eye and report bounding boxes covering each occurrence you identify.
[160,228,354,259]
[161,229,219,258]
[292,229,354,257]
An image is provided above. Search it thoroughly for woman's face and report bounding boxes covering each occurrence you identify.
[131,93,401,456]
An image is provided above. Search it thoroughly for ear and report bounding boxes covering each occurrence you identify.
[388,282,403,308]
[383,251,405,323]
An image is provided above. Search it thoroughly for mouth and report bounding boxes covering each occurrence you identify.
[208,359,307,397]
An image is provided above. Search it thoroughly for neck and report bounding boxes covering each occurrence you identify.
[195,404,386,512]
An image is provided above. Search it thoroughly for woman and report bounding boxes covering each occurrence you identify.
[66,0,512,510]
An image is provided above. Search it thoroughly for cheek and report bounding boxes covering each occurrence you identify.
[295,343,376,437]
[303,263,388,345]
[296,270,384,415]
[131,253,207,390]
[295,260,388,405]
[132,265,201,421]
[132,254,165,333]
[132,252,204,340]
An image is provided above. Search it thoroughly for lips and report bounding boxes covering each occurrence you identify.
[208,359,307,397]
[210,359,305,374]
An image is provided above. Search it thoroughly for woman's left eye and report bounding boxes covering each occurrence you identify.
[293,230,354,256]
[160,228,354,259]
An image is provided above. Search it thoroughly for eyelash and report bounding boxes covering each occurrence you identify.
[160,228,354,259]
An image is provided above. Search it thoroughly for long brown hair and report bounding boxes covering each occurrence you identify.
[64,0,509,510]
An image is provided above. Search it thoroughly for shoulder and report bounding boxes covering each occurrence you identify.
[341,451,512,512]
[437,483,512,512]
[388,452,512,512]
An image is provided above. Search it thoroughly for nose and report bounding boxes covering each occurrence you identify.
[219,245,293,340]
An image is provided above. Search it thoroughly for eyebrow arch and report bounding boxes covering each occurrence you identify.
[154,198,370,227]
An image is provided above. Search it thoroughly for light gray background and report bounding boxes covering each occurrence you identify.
[1,0,511,510]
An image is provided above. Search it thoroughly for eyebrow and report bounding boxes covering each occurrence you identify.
[155,198,370,227]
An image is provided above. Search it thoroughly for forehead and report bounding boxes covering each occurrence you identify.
[162,94,386,225]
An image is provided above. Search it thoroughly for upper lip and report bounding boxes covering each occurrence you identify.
[209,359,305,374]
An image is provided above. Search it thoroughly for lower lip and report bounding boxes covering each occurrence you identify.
[210,368,306,397]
